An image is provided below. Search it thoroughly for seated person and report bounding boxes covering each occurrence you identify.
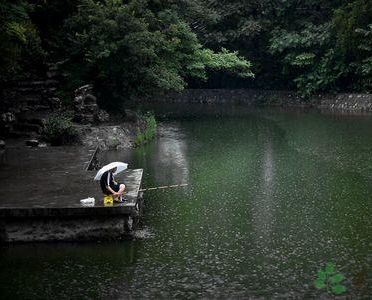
[100,167,126,202]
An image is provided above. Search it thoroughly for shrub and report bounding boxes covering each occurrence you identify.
[43,115,79,146]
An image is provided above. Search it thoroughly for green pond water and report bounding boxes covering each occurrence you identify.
[1,106,371,298]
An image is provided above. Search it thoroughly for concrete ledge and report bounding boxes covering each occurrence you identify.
[1,215,132,242]
[0,193,144,243]
[0,205,138,218]
[0,145,144,242]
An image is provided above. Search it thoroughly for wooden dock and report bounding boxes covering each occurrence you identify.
[0,145,143,243]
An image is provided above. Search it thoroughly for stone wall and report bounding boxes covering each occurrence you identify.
[145,89,303,105]
[317,93,372,111]
[143,89,372,112]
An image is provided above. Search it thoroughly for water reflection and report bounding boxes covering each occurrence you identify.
[253,137,275,245]
[153,124,189,186]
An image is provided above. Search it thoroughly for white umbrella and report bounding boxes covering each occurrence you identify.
[94,162,128,181]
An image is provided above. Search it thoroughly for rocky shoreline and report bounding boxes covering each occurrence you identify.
[0,76,143,150]
[78,122,138,150]
[1,85,371,151]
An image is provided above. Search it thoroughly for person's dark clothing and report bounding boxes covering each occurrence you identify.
[100,171,120,195]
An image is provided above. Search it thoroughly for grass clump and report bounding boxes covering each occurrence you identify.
[43,115,80,146]
[134,112,157,147]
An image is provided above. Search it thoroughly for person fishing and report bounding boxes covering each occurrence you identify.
[100,167,126,203]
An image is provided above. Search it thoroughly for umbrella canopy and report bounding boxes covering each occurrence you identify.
[94,162,128,181]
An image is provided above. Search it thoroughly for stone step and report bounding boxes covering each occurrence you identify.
[16,80,58,90]
[23,95,43,103]
[12,123,43,134]
[26,99,45,106]
[17,118,46,127]
[16,96,46,106]
[17,80,46,87]
[44,87,57,94]
[17,113,48,125]
[44,79,59,86]
[33,105,51,112]
[13,98,45,108]
[79,106,98,113]
[16,89,52,97]
[17,105,51,113]
[73,113,95,124]
[46,70,60,78]
[16,87,45,93]
[8,129,38,138]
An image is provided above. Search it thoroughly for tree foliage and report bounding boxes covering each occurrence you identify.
[186,0,371,95]
[1,0,371,98]
[62,0,252,100]
[0,1,45,83]
[269,22,348,96]
[333,0,372,91]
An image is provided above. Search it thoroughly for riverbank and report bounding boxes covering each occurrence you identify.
[0,120,139,152]
[0,109,155,151]
[0,81,154,149]
[2,87,371,150]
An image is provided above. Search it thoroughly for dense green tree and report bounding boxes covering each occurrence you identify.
[62,0,253,102]
[178,0,277,88]
[28,0,80,59]
[184,0,371,94]
[269,22,347,96]
[333,0,372,91]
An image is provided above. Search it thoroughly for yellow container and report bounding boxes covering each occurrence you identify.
[103,194,114,206]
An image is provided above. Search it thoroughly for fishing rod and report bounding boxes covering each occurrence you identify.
[139,183,188,192]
